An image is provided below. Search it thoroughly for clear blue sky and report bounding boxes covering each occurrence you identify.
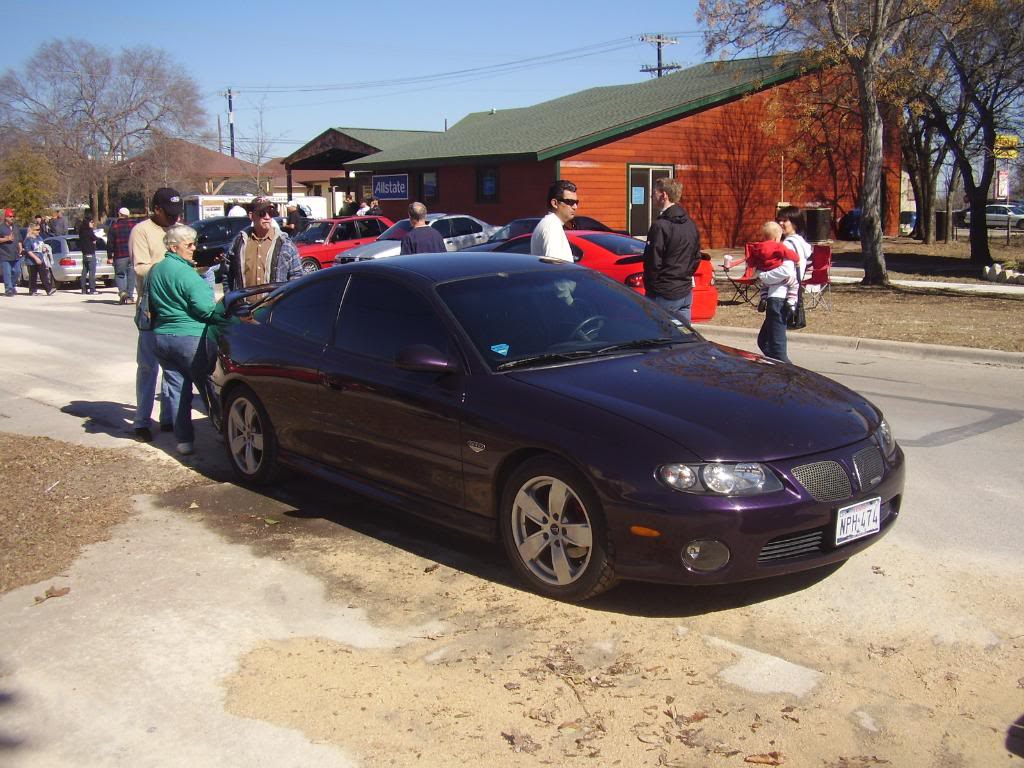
[1,0,706,159]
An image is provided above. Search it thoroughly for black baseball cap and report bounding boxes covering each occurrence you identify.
[152,187,183,218]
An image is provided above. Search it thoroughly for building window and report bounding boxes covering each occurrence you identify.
[476,167,499,203]
[420,171,439,202]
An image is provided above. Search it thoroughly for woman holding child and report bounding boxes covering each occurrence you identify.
[753,206,810,363]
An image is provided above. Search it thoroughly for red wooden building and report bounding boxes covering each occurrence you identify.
[343,54,900,247]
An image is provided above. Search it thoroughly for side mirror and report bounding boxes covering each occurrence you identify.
[395,344,457,374]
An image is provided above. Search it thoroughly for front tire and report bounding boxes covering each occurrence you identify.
[500,456,617,601]
[223,386,280,485]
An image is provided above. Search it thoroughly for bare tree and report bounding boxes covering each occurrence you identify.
[0,39,205,215]
[699,0,935,284]
[234,98,283,195]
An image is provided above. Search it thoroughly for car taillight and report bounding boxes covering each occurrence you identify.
[59,258,75,266]
[626,273,644,289]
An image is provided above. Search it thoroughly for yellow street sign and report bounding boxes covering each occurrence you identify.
[995,134,1019,159]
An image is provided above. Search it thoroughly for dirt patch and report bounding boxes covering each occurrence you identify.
[0,433,207,593]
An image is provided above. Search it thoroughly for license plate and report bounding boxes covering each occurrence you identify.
[835,497,881,546]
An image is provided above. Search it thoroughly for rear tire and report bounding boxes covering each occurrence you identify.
[500,456,618,601]
[300,258,321,275]
[223,385,280,485]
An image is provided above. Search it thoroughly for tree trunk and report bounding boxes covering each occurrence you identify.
[855,66,888,285]
[103,173,110,218]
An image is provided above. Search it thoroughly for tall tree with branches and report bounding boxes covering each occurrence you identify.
[0,39,204,216]
[699,0,933,284]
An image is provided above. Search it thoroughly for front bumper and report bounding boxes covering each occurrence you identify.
[605,439,906,585]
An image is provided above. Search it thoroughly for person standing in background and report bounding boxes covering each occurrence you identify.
[530,180,578,262]
[107,207,138,304]
[50,210,68,236]
[642,177,701,325]
[399,202,446,254]
[130,187,183,442]
[22,223,55,296]
[76,210,99,295]
[0,208,22,296]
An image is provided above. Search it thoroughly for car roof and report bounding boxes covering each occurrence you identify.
[310,216,387,223]
[335,251,579,283]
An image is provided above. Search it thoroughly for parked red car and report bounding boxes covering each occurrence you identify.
[294,216,393,272]
[465,231,718,322]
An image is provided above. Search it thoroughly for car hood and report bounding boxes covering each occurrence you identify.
[507,341,878,462]
[342,240,401,260]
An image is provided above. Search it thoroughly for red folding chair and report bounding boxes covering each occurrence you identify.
[802,244,833,310]
[721,244,760,305]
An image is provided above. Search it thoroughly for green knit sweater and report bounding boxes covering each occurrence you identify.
[149,251,226,336]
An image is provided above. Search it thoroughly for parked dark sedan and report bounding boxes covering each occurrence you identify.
[190,216,250,279]
[483,215,629,247]
[211,254,904,602]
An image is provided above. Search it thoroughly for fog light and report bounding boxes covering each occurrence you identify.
[680,539,730,573]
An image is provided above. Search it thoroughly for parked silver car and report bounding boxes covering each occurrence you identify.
[23,235,115,289]
[333,213,498,264]
[963,204,1024,229]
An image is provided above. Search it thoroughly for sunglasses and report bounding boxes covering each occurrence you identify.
[255,210,275,218]
[557,197,580,207]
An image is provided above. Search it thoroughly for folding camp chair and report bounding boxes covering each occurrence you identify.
[721,244,760,305]
[802,244,833,310]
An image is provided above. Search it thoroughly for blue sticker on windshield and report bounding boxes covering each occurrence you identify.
[491,343,510,357]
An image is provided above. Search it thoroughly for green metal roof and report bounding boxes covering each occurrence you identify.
[346,54,812,170]
[335,127,442,150]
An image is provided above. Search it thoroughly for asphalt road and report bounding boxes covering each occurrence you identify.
[1,286,1022,766]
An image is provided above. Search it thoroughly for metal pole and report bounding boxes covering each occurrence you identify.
[227,89,235,158]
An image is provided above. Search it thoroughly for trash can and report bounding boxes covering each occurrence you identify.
[804,208,832,242]
[935,211,949,242]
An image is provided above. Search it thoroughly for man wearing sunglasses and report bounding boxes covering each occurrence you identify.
[530,180,579,262]
[224,197,302,292]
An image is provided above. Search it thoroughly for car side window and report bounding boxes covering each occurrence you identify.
[267,278,343,346]
[499,239,532,254]
[358,219,385,238]
[451,217,481,236]
[334,276,450,362]
[431,219,454,239]
[331,221,358,242]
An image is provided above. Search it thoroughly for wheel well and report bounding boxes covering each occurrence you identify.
[490,448,595,535]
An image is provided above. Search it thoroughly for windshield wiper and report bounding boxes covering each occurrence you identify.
[496,350,597,371]
[594,337,683,354]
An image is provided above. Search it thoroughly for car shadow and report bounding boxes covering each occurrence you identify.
[0,690,23,752]
[1009,714,1024,758]
[230,473,844,617]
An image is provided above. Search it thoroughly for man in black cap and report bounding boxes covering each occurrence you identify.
[224,197,302,292]
[129,187,184,441]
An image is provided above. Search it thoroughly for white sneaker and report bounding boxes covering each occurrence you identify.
[176,442,194,456]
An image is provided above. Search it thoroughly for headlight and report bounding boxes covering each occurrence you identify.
[876,419,896,456]
[658,462,784,496]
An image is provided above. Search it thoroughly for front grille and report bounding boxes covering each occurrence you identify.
[758,529,825,562]
[792,460,852,501]
[853,446,884,490]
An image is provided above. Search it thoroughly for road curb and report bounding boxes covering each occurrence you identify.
[697,325,1024,368]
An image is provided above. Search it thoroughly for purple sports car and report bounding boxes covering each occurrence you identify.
[211,252,904,602]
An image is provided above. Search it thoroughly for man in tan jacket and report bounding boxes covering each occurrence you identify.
[129,188,183,441]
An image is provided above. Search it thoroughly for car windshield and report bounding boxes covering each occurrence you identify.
[577,233,645,256]
[295,222,332,244]
[437,268,695,371]
[379,220,413,240]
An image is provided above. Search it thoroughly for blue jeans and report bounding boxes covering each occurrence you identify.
[134,330,179,430]
[80,255,97,293]
[650,291,693,326]
[757,297,790,363]
[2,259,20,294]
[114,257,135,299]
[154,333,206,444]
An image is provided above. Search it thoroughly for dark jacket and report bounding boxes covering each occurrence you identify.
[77,221,98,256]
[642,203,700,300]
[399,225,446,255]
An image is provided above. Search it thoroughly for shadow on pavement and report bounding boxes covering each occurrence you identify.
[1009,713,1024,757]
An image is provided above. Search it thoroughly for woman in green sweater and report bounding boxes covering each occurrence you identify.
[148,224,226,455]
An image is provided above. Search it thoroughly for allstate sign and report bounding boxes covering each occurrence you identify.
[372,174,409,200]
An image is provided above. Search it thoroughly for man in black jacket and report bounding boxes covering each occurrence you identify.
[642,178,701,325]
[76,210,99,295]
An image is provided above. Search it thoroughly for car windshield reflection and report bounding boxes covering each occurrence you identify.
[295,222,332,244]
[379,220,413,240]
[437,268,695,371]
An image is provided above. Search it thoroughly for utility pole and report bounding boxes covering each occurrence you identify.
[640,34,681,78]
[226,88,236,158]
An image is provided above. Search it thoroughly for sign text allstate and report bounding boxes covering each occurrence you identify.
[372,174,409,200]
